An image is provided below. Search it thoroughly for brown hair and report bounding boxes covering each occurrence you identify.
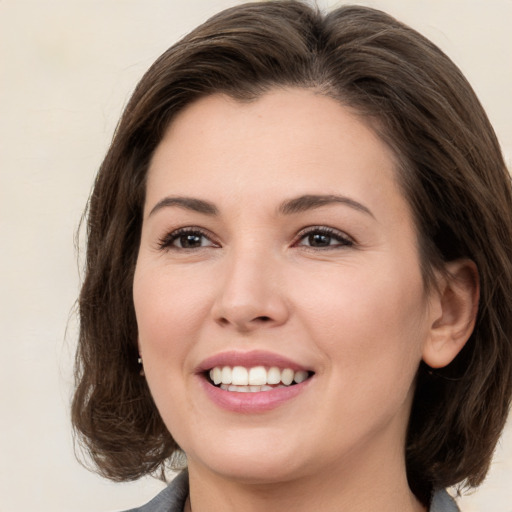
[72,0,512,504]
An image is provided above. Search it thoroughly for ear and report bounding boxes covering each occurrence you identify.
[422,259,479,369]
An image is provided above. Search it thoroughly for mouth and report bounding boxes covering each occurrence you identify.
[206,365,315,393]
[198,352,315,411]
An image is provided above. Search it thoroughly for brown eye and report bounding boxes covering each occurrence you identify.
[307,233,332,247]
[176,233,206,248]
[158,228,217,250]
[297,227,353,249]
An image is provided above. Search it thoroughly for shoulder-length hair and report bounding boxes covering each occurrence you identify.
[72,1,512,504]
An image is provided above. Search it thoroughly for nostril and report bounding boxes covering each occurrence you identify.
[214,311,280,331]
[255,316,271,322]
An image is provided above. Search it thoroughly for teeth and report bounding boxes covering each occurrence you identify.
[209,365,310,390]
[248,366,267,385]
[267,366,281,385]
[228,384,250,392]
[221,384,285,393]
[281,368,294,386]
[221,366,232,384]
[294,370,308,383]
[232,366,249,385]
[212,367,222,385]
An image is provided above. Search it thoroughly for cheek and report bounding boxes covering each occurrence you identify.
[296,259,428,382]
[133,264,212,366]
[330,280,426,438]
[132,264,212,432]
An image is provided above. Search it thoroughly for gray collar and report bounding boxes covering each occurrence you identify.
[430,489,460,512]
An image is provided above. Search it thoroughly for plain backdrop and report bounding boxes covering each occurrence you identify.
[1,1,511,511]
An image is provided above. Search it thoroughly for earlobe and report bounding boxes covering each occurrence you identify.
[422,260,479,369]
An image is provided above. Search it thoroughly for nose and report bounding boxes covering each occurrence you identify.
[211,248,290,333]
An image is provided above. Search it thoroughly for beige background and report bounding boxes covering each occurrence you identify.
[1,1,511,511]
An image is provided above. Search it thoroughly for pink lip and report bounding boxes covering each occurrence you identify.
[196,350,314,413]
[199,376,312,413]
[196,350,311,373]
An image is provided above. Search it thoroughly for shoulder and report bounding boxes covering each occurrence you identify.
[430,489,460,512]
[121,471,189,512]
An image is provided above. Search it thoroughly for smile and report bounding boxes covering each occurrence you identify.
[198,350,315,411]
[208,365,311,392]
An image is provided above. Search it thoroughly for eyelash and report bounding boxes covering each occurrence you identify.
[294,226,354,249]
[157,226,354,251]
[157,227,217,251]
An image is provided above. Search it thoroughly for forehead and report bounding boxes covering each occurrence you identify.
[145,89,407,222]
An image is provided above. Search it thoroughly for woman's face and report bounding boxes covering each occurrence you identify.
[133,89,437,484]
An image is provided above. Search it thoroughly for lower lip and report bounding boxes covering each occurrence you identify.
[199,377,312,413]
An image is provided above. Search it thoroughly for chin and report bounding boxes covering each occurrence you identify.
[184,431,311,485]
[198,457,306,485]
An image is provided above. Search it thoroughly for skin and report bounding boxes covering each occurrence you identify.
[133,89,476,511]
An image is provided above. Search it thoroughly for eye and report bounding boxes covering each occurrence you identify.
[158,228,218,250]
[296,226,353,249]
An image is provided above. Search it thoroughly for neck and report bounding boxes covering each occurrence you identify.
[186,450,427,512]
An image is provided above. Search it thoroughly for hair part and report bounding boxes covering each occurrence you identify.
[72,1,512,504]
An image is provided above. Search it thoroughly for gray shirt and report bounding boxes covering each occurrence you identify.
[124,471,460,512]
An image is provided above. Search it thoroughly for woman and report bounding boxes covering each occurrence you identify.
[72,2,512,511]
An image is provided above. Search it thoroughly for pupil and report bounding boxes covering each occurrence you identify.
[181,234,201,248]
[309,233,330,246]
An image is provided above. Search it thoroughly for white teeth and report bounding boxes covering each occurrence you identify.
[248,366,267,385]
[231,366,249,385]
[209,365,311,390]
[294,370,308,384]
[226,385,271,392]
[267,366,281,385]
[218,383,289,392]
[281,368,294,386]
[228,384,250,392]
[221,366,232,385]
[212,367,222,385]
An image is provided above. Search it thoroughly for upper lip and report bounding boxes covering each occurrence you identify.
[196,350,312,373]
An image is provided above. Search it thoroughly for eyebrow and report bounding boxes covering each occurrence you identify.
[148,196,219,217]
[148,193,373,219]
[278,194,374,218]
